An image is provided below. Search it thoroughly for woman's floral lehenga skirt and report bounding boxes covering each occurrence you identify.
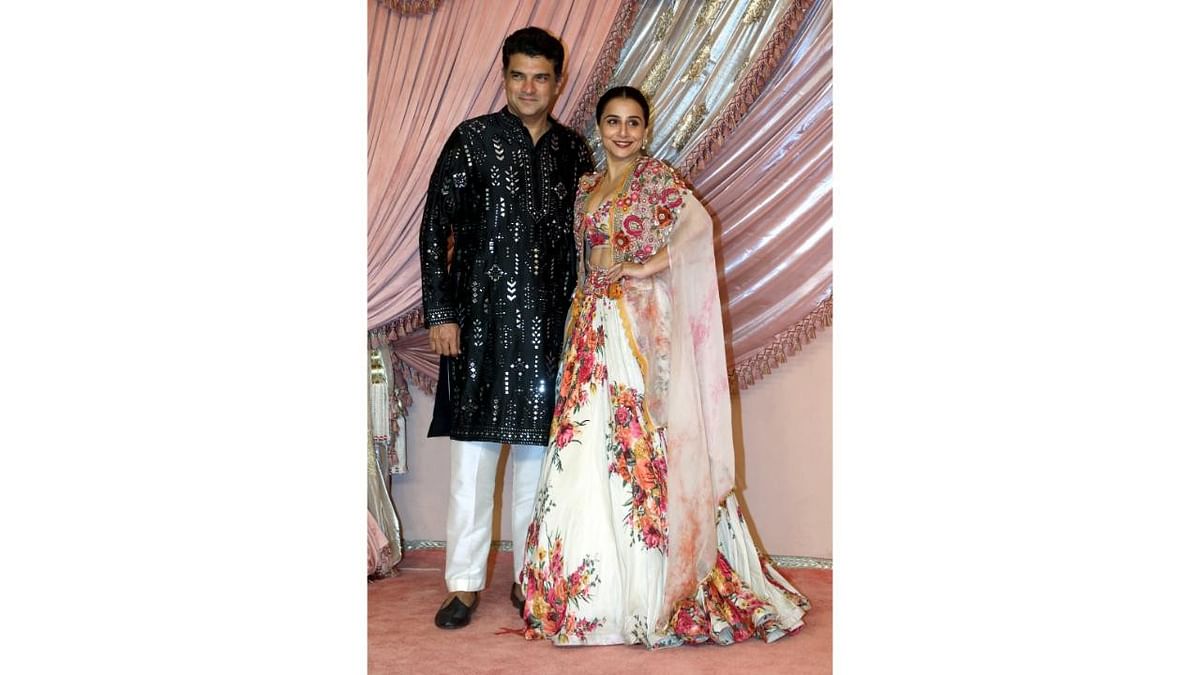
[520,271,810,648]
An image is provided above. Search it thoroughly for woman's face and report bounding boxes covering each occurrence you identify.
[598,97,647,165]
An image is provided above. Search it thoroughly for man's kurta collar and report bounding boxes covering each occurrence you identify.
[497,105,561,139]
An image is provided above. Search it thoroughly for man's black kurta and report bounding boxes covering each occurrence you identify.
[420,107,594,445]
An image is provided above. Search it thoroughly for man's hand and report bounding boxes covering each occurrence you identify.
[428,323,461,357]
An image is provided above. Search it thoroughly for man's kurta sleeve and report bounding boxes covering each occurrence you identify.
[420,129,470,328]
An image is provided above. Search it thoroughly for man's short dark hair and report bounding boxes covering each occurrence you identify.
[502,27,565,78]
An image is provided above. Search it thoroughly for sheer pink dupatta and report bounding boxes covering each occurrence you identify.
[657,192,737,629]
[595,157,737,629]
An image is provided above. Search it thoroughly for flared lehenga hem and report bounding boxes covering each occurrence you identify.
[661,494,810,648]
[520,275,808,648]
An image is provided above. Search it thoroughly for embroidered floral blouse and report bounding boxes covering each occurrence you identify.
[575,155,690,272]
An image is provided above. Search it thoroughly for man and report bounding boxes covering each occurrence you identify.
[419,26,594,629]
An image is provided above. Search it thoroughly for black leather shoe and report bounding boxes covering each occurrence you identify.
[510,582,524,617]
[434,593,478,629]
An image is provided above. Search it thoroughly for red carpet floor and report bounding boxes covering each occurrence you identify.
[368,549,832,674]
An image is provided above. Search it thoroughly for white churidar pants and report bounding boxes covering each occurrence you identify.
[444,440,544,592]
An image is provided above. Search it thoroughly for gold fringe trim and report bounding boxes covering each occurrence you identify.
[375,0,444,17]
[732,292,831,390]
[678,0,815,179]
[566,0,642,134]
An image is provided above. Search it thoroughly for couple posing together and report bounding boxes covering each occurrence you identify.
[419,26,808,648]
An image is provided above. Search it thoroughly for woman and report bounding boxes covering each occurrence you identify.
[519,86,809,648]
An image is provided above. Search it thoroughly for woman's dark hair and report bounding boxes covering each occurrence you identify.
[595,86,651,124]
[502,27,565,78]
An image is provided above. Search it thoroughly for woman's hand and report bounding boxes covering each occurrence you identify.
[603,246,669,284]
[603,262,652,284]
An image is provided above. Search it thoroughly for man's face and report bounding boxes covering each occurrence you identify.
[503,53,561,122]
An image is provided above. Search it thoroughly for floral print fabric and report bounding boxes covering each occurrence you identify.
[521,271,809,647]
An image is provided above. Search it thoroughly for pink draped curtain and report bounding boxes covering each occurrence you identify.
[367,0,627,334]
[368,0,832,393]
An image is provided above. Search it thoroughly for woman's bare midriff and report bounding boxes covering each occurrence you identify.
[588,244,613,271]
